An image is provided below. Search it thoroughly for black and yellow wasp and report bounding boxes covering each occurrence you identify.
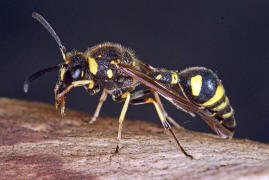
[24,12,235,159]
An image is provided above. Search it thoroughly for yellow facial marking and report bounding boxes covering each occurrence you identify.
[191,75,202,96]
[202,85,225,106]
[60,68,66,80]
[222,108,234,118]
[98,55,102,58]
[212,96,229,111]
[88,80,94,89]
[156,74,162,80]
[81,70,84,78]
[107,69,113,79]
[132,61,136,67]
[88,57,98,75]
[171,72,178,84]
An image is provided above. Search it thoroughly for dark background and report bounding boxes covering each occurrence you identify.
[1,1,269,143]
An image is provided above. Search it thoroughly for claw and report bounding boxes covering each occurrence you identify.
[89,116,97,124]
[115,145,120,153]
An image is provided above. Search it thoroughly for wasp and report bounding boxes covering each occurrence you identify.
[24,12,236,159]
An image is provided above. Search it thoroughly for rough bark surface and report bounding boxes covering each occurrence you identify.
[0,98,269,180]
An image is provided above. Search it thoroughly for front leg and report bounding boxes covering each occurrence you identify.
[55,80,93,116]
[54,83,66,116]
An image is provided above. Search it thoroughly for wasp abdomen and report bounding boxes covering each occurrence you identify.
[178,67,235,131]
[178,67,220,104]
[151,71,180,85]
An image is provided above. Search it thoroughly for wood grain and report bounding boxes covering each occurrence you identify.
[0,98,268,180]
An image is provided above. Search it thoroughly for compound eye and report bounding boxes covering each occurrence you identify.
[71,67,81,79]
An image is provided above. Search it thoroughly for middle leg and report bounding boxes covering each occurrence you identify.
[89,89,108,124]
[131,89,183,129]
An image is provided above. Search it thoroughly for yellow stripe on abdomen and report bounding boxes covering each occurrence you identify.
[202,85,225,106]
[222,108,234,118]
[212,96,229,111]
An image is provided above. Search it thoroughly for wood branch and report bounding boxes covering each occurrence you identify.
[0,98,269,180]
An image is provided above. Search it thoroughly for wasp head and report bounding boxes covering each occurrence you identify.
[24,51,89,116]
[56,52,87,92]
[25,12,91,116]
[54,52,89,115]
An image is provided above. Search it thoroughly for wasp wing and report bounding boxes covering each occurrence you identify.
[118,63,234,138]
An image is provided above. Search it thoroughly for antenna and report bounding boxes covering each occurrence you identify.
[24,65,60,93]
[32,12,66,60]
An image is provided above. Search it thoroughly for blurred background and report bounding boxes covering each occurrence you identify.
[1,1,269,143]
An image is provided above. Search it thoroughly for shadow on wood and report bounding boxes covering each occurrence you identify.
[0,98,269,179]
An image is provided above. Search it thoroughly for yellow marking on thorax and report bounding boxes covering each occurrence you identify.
[98,55,102,58]
[202,85,225,106]
[60,68,66,80]
[156,74,162,80]
[107,69,113,79]
[88,80,94,89]
[171,72,178,84]
[212,96,229,111]
[132,61,136,67]
[191,75,202,96]
[88,57,98,75]
[110,59,121,65]
[222,108,234,118]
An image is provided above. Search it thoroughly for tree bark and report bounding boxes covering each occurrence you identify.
[0,98,269,180]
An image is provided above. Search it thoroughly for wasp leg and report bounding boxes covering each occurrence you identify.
[153,91,183,130]
[130,97,193,159]
[130,89,152,99]
[115,92,131,153]
[56,80,93,116]
[130,89,183,129]
[89,89,108,124]
[54,83,66,114]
